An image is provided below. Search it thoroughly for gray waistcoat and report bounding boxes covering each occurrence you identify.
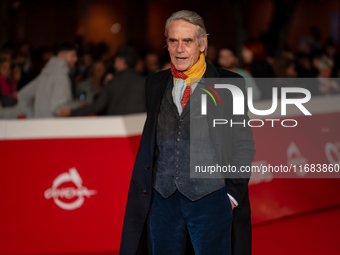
[152,76,225,201]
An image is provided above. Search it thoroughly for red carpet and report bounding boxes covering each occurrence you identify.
[36,207,340,255]
[252,206,340,255]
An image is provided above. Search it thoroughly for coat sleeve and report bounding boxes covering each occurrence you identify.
[51,75,74,116]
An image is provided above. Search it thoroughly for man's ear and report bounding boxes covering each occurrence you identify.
[200,36,207,52]
[165,40,169,52]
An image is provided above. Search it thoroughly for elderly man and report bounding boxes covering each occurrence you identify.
[120,10,255,255]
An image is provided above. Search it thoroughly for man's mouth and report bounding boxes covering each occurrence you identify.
[176,57,188,61]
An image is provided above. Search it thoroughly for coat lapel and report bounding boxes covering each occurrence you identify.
[164,77,181,117]
[147,69,172,158]
[205,62,220,80]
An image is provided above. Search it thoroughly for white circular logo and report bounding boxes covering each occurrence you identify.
[44,168,96,210]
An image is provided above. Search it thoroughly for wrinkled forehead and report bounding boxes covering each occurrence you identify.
[167,20,198,39]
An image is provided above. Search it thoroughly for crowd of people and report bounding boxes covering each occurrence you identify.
[0,37,339,119]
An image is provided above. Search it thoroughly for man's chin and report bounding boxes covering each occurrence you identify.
[173,63,189,72]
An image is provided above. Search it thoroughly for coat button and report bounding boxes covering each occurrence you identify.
[142,190,148,196]
[145,165,150,170]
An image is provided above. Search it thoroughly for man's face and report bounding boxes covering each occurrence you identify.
[218,49,237,69]
[167,20,206,72]
[241,47,253,64]
[114,57,127,73]
[93,61,106,79]
[319,67,332,78]
[60,50,78,68]
[145,53,159,73]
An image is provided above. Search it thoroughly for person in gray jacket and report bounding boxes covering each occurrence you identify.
[58,46,146,117]
[18,43,78,118]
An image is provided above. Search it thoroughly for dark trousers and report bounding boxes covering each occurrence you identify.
[147,187,233,255]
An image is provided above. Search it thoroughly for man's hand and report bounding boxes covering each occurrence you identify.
[57,107,71,117]
[76,99,86,107]
[229,198,235,210]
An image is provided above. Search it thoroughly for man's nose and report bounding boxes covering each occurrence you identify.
[176,41,184,53]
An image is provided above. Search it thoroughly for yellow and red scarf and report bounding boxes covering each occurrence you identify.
[170,52,206,112]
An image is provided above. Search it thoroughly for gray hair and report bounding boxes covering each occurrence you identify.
[165,10,208,55]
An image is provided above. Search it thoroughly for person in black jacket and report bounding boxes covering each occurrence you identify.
[120,10,255,255]
[58,46,146,117]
